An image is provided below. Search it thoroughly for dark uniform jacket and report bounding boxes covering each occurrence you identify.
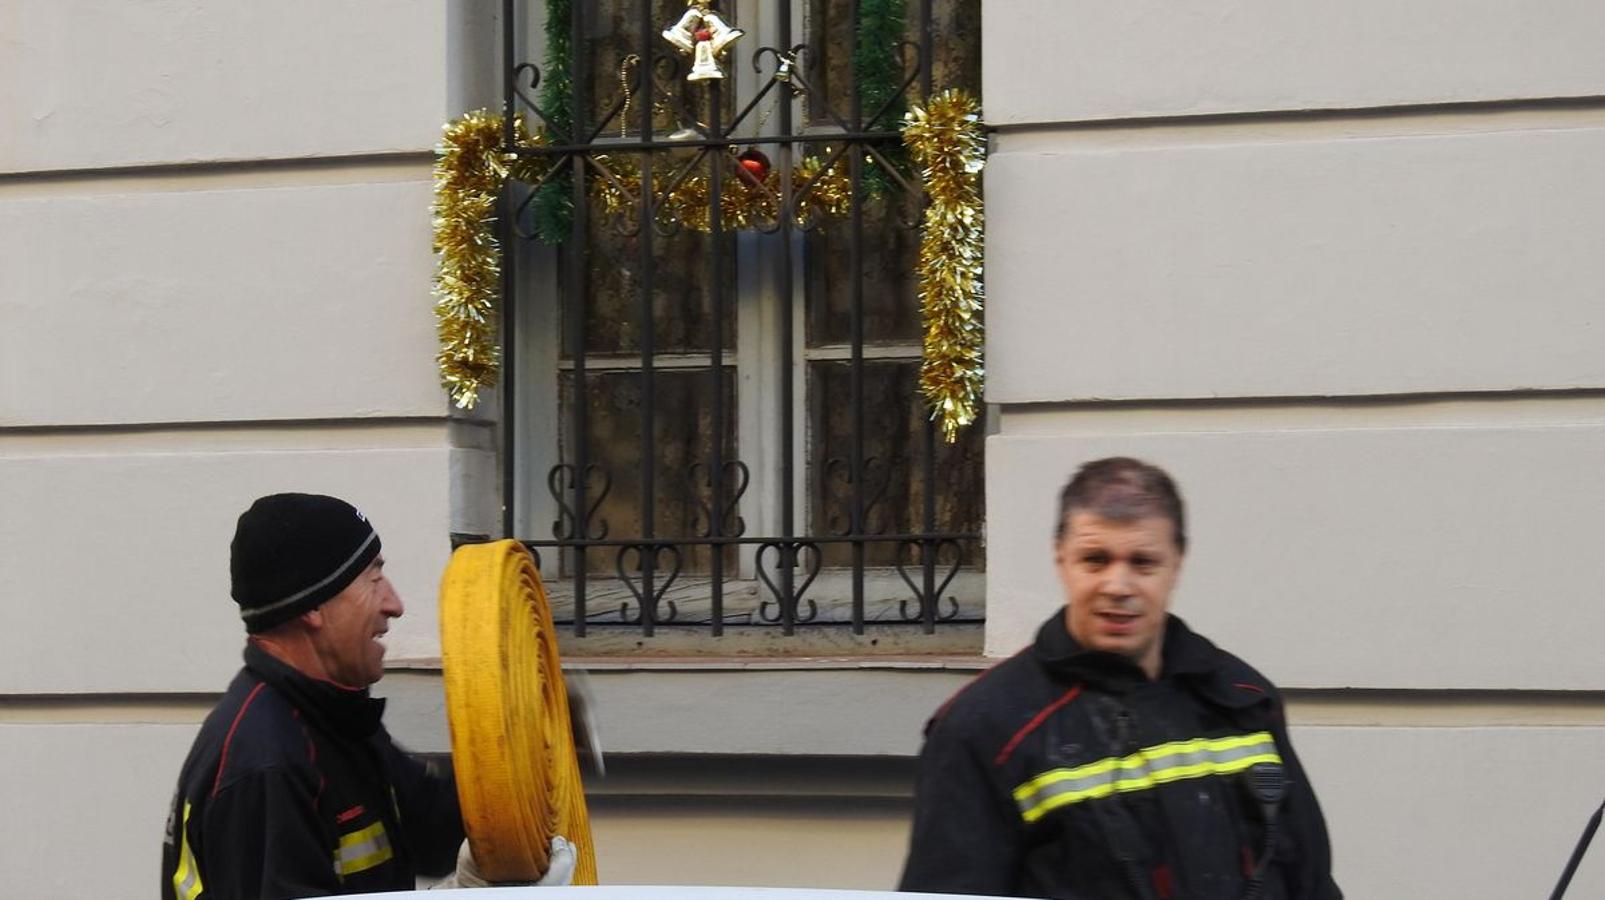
[899,613,1342,900]
[161,642,464,899]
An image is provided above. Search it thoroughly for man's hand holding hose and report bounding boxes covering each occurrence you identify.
[433,836,577,889]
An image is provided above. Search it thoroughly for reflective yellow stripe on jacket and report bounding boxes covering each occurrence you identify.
[171,802,205,900]
[1014,731,1281,823]
[333,820,394,878]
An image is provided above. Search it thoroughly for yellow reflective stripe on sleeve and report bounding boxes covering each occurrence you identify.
[171,801,205,900]
[1013,730,1281,824]
[333,820,394,877]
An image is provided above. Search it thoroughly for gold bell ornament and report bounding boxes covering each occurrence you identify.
[662,0,743,82]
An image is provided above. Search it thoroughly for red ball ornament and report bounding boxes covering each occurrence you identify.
[694,28,712,42]
[736,148,771,184]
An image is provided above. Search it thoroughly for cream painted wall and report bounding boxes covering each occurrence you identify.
[980,1,1605,896]
[0,0,450,171]
[7,0,1605,897]
[379,668,980,758]
[0,440,455,693]
[1300,725,1605,898]
[0,718,921,898]
[979,4,1605,678]
[1,0,467,677]
[984,420,1605,687]
[985,122,1605,403]
[985,0,1605,124]
[5,718,1600,900]
[0,724,202,899]
[0,0,490,890]
[590,797,913,890]
[1,178,442,426]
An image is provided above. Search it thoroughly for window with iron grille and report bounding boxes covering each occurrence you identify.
[499,0,983,654]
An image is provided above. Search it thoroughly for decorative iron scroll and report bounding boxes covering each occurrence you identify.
[453,0,987,638]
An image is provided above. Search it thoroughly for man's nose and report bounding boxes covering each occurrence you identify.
[381,580,405,618]
[1102,564,1134,596]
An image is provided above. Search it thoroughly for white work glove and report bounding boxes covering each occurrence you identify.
[535,836,577,887]
[435,836,576,888]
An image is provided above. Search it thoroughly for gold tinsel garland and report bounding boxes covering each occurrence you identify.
[435,100,988,427]
[434,111,849,408]
[592,153,853,233]
[904,89,986,443]
[432,110,536,409]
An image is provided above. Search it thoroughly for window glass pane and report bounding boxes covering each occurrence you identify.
[800,0,983,347]
[522,0,986,639]
[804,196,922,346]
[805,0,983,128]
[583,1,738,138]
[807,359,985,568]
[928,0,983,104]
[558,368,738,575]
[577,199,736,356]
[566,2,744,356]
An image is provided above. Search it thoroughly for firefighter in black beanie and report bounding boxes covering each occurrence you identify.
[160,493,572,899]
[899,459,1342,899]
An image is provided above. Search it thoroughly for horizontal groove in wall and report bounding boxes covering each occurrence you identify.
[391,655,992,672]
[1286,690,1605,727]
[447,417,499,453]
[0,151,434,198]
[0,417,452,456]
[991,94,1605,149]
[999,389,1605,436]
[0,693,216,724]
[586,754,914,799]
[7,688,1600,728]
[588,793,912,809]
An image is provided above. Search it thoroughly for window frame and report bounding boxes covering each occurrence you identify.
[496,0,983,649]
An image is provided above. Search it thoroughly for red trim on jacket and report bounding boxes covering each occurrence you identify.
[212,682,268,797]
[931,646,1030,724]
[291,708,327,806]
[994,685,1082,766]
[1151,862,1175,899]
[336,805,366,824]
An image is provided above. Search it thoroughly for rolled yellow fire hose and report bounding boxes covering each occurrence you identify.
[439,539,598,884]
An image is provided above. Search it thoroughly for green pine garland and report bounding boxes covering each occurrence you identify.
[531,0,573,244]
[855,0,908,198]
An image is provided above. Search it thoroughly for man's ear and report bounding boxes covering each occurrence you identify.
[298,607,326,630]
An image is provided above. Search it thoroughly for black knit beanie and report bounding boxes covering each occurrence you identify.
[230,493,382,633]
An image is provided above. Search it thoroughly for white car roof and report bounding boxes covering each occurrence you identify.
[340,887,988,900]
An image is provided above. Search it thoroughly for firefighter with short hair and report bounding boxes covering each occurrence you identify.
[899,458,1342,899]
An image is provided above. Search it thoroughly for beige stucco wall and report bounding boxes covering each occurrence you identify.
[9,700,1604,898]
[0,0,471,697]
[7,1,1605,898]
[0,3,910,897]
[0,712,922,896]
[982,2,1605,897]
[984,0,1605,125]
[0,2,480,893]
[0,0,450,172]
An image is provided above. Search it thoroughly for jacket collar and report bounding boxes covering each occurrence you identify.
[1033,610,1225,691]
[244,640,387,740]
